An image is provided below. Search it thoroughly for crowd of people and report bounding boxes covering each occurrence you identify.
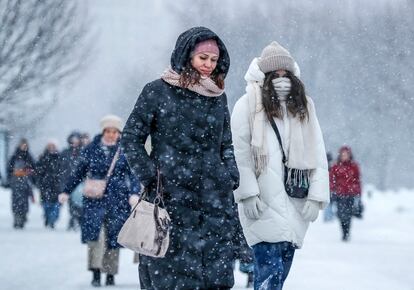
[1,26,365,290]
[4,132,90,229]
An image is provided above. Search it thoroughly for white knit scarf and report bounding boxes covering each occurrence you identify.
[161,66,224,97]
[245,58,324,177]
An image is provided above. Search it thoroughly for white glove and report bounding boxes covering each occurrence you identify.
[58,193,70,204]
[241,195,265,220]
[302,199,320,222]
[128,194,140,207]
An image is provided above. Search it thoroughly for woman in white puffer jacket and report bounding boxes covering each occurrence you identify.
[231,41,329,290]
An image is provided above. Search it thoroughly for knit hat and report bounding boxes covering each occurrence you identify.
[192,39,220,56]
[257,41,295,74]
[100,114,123,132]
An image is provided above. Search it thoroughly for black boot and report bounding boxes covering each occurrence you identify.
[91,269,101,287]
[106,274,115,286]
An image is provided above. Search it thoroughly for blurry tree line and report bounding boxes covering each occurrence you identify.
[0,0,91,131]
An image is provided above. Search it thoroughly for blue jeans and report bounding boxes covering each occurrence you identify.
[43,202,60,227]
[252,242,296,290]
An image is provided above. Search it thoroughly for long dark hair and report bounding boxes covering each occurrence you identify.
[179,62,225,90]
[262,70,308,122]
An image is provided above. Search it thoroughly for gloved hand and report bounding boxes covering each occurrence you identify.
[128,194,140,207]
[58,193,70,204]
[241,195,265,219]
[302,199,320,222]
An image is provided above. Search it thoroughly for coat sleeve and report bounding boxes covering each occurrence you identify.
[121,83,157,187]
[221,94,240,190]
[231,95,260,202]
[306,97,330,208]
[63,149,88,194]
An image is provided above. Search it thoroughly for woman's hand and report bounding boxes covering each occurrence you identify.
[302,199,320,222]
[58,193,70,204]
[241,195,265,219]
[128,194,140,207]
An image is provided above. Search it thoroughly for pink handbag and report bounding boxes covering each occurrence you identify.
[83,148,120,199]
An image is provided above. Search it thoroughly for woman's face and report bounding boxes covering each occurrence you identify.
[191,52,219,77]
[19,143,28,151]
[340,150,351,162]
[103,128,120,144]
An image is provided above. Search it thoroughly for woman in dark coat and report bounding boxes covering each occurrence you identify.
[330,146,362,241]
[121,26,240,290]
[7,138,36,229]
[59,115,140,287]
[36,140,62,229]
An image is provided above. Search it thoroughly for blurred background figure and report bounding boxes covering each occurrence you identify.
[60,131,83,231]
[80,132,91,148]
[35,139,62,229]
[330,146,362,241]
[324,152,336,222]
[7,138,36,229]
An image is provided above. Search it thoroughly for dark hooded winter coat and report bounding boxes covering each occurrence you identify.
[63,135,140,248]
[7,148,35,216]
[121,27,240,290]
[36,151,62,203]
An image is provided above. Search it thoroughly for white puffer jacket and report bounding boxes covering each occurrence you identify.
[231,61,329,248]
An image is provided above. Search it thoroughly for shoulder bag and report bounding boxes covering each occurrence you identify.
[83,147,120,199]
[117,169,171,258]
[268,116,309,199]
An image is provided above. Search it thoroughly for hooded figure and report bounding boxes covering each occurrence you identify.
[121,26,240,290]
[330,146,362,241]
[231,41,329,289]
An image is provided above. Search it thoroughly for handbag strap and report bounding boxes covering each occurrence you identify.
[105,147,121,181]
[267,115,287,165]
[135,168,165,207]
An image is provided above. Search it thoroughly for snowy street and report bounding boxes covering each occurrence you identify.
[1,187,413,290]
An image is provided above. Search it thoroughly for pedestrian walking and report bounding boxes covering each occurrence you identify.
[60,131,83,231]
[7,138,36,229]
[36,140,62,229]
[330,146,362,241]
[231,41,330,289]
[59,115,140,287]
[121,26,240,290]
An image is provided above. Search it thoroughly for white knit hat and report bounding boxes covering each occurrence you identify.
[100,114,123,132]
[257,41,295,74]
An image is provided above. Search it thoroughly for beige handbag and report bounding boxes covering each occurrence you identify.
[117,170,171,258]
[83,148,120,199]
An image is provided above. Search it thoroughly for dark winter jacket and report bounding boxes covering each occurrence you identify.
[63,135,140,248]
[36,151,62,203]
[8,148,35,215]
[330,147,362,196]
[59,146,82,192]
[121,27,240,290]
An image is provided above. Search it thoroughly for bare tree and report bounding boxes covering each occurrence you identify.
[0,0,92,129]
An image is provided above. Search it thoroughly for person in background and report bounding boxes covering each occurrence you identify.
[60,131,83,231]
[7,138,36,229]
[59,115,140,287]
[330,146,362,241]
[121,27,240,290]
[231,41,329,289]
[81,132,91,148]
[36,139,62,229]
[323,152,336,222]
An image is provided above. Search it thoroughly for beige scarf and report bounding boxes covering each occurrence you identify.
[245,58,326,177]
[161,66,224,97]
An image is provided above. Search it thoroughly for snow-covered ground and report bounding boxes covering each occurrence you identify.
[1,187,413,290]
